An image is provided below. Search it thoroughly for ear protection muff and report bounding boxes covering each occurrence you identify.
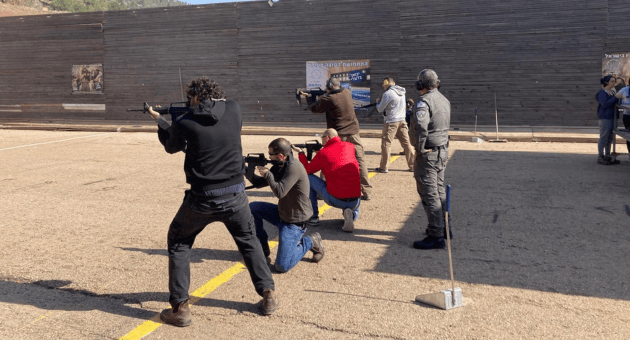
[415,80,424,91]
[383,78,390,87]
[326,77,335,90]
[416,70,440,91]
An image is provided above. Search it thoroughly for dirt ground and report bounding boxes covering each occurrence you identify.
[1,129,629,339]
[0,1,63,17]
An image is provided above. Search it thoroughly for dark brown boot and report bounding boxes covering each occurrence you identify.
[160,299,192,327]
[261,288,278,315]
[309,232,325,263]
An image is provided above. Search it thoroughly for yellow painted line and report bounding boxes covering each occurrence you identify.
[319,203,333,214]
[368,155,400,179]
[19,312,53,331]
[119,152,405,339]
[119,241,279,340]
[119,317,162,340]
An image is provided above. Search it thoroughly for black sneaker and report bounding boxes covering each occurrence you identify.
[374,168,388,173]
[607,156,621,165]
[598,156,610,165]
[261,241,271,258]
[308,216,320,227]
[413,235,445,250]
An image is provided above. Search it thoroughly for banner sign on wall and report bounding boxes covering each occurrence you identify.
[306,59,370,108]
[72,64,103,94]
[602,53,630,87]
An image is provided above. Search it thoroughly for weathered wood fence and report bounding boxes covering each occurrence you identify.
[0,0,628,126]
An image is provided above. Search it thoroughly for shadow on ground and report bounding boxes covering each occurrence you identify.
[0,278,261,320]
[119,247,243,263]
[371,149,630,300]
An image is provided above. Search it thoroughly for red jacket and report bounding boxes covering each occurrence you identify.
[298,136,361,199]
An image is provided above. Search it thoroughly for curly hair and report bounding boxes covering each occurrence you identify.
[186,77,226,101]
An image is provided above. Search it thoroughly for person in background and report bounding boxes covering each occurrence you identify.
[614,78,630,162]
[410,69,452,250]
[595,75,625,165]
[374,77,415,173]
[301,77,373,200]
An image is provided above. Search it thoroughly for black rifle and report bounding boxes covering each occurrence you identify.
[291,88,327,110]
[358,102,378,118]
[244,153,272,189]
[293,140,323,161]
[127,101,191,129]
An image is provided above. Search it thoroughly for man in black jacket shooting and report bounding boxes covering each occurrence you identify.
[147,77,277,326]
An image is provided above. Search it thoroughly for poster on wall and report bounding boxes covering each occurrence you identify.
[306,59,370,108]
[602,53,630,88]
[72,64,103,94]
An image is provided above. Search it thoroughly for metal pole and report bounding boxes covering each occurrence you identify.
[613,110,618,156]
[494,91,499,140]
[179,68,185,102]
[445,185,455,306]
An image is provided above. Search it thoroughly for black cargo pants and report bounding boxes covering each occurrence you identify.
[414,146,449,237]
[167,190,274,306]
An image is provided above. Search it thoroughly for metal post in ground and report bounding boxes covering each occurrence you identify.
[489,91,507,143]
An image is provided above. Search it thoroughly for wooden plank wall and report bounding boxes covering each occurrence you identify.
[397,0,608,126]
[0,12,105,120]
[0,0,626,126]
[102,4,239,120]
[607,0,630,53]
[236,0,400,125]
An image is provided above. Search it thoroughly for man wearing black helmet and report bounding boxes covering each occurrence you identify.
[410,69,452,250]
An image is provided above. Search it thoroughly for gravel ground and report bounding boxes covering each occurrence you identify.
[1,129,629,339]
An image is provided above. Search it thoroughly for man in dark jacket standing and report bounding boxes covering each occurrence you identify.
[247,138,325,273]
[302,77,373,200]
[148,77,277,326]
[411,69,452,250]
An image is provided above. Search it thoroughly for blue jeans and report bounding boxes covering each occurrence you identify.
[308,174,360,221]
[249,202,313,273]
[598,119,614,157]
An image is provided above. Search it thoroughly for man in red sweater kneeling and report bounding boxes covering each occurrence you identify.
[294,129,362,233]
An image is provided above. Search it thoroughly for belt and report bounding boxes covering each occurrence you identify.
[189,190,239,202]
[284,220,308,229]
[338,197,360,202]
[192,182,245,197]
[425,145,446,151]
[425,141,449,151]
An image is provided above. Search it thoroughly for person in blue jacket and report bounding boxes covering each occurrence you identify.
[596,75,625,165]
